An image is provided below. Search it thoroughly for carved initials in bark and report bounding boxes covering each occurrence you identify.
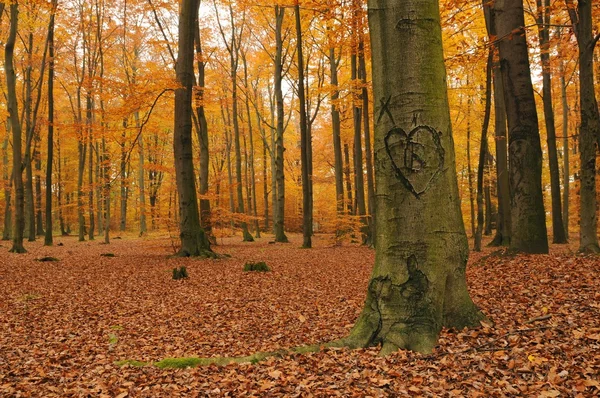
[384,126,445,198]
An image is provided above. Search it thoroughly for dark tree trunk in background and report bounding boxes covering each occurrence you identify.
[45,0,57,246]
[484,0,511,247]
[536,0,566,244]
[295,3,312,248]
[495,0,548,253]
[195,13,212,238]
[360,39,376,245]
[343,142,353,214]
[475,50,493,252]
[330,48,344,216]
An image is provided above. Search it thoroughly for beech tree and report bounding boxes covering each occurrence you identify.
[5,2,26,253]
[173,0,213,257]
[495,0,548,254]
[566,0,600,253]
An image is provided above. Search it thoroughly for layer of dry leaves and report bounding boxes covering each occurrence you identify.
[0,233,599,397]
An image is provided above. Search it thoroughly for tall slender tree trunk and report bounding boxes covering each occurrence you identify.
[341,0,485,354]
[496,0,548,253]
[536,0,566,243]
[484,0,510,247]
[559,53,569,239]
[194,11,212,238]
[295,3,312,248]
[5,3,26,253]
[2,129,12,241]
[475,50,493,252]
[273,5,288,243]
[343,143,353,214]
[44,0,57,246]
[35,146,44,236]
[466,99,475,237]
[330,48,344,216]
[359,39,376,245]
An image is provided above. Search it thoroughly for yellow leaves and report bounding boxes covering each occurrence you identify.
[527,354,548,365]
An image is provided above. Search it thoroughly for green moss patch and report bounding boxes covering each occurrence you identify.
[154,357,203,369]
[100,253,116,257]
[243,261,271,272]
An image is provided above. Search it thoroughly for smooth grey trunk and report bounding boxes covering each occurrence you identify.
[342,0,485,354]
[119,124,128,232]
[495,0,548,253]
[273,5,288,242]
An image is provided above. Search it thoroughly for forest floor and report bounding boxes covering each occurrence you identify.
[0,232,599,397]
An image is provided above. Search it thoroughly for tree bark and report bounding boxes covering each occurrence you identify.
[536,0,566,244]
[360,39,376,245]
[495,0,548,253]
[295,3,312,248]
[5,3,26,253]
[475,50,493,252]
[329,47,344,216]
[44,0,57,246]
[341,0,485,354]
[273,5,288,243]
[559,52,569,240]
[173,0,213,257]
[194,8,212,238]
[567,0,600,252]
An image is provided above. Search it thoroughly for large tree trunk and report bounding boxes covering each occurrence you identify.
[173,0,213,257]
[341,0,485,354]
[536,0,566,244]
[5,3,26,253]
[273,6,288,243]
[567,0,600,252]
[495,0,548,254]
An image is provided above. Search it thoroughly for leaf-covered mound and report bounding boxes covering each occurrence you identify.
[0,235,598,396]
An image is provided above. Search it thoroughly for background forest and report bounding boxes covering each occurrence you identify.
[1,0,598,247]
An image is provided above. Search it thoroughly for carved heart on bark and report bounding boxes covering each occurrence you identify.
[384,125,445,198]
